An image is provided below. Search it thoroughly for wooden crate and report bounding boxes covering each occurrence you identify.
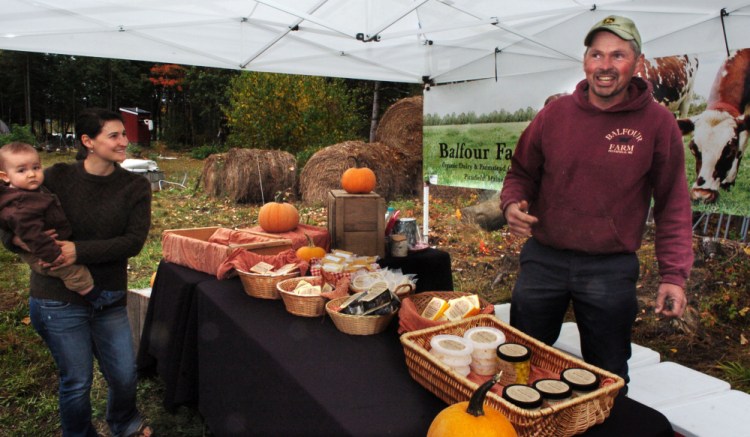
[127,288,151,354]
[162,227,293,275]
[327,190,385,257]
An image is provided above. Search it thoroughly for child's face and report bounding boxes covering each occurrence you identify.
[0,150,44,190]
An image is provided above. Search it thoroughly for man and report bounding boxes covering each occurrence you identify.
[500,16,693,384]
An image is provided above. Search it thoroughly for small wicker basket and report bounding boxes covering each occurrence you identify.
[237,269,300,300]
[325,296,396,335]
[350,282,415,299]
[277,276,327,317]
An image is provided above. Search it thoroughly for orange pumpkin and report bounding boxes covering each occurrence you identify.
[341,167,376,194]
[427,374,517,437]
[258,198,299,233]
[295,233,326,262]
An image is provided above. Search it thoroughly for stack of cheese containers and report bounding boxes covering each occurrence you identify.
[429,334,474,376]
[463,326,506,376]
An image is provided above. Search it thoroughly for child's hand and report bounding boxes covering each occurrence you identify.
[11,235,31,252]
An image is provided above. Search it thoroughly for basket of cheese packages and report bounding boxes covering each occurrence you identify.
[397,291,495,334]
[276,276,333,317]
[236,261,301,300]
[325,281,402,335]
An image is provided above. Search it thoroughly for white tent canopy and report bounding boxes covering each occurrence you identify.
[1,0,749,84]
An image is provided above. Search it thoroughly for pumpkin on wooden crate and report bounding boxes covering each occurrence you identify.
[427,373,517,437]
[341,166,376,194]
[296,233,326,261]
[258,193,300,233]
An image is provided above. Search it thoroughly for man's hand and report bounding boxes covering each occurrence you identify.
[504,200,539,238]
[655,283,687,318]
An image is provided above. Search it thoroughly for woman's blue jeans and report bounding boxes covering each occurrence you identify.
[29,297,144,437]
[510,238,640,383]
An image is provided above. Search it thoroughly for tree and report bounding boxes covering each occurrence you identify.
[224,72,363,162]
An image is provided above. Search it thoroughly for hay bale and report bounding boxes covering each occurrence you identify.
[375,96,423,193]
[375,95,423,156]
[201,148,297,203]
[299,141,417,204]
[201,153,226,198]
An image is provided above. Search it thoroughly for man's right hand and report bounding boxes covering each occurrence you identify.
[504,200,539,238]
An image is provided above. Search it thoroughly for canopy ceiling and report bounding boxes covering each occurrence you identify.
[1,0,749,84]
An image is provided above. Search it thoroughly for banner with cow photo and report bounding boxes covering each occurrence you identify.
[423,49,750,217]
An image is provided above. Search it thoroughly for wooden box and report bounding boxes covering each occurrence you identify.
[162,227,293,275]
[327,190,385,257]
[127,287,151,354]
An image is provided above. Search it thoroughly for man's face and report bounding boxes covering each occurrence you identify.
[583,30,644,109]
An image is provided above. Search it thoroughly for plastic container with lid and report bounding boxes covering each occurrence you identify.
[502,384,543,411]
[496,342,531,385]
[463,326,506,375]
[430,334,474,375]
[533,379,573,406]
[560,367,600,397]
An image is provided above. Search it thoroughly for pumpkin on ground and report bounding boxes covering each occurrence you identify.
[296,233,326,261]
[258,194,300,233]
[341,166,376,194]
[427,374,517,437]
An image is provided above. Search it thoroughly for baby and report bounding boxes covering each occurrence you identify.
[0,142,123,308]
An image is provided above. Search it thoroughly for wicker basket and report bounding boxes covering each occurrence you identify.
[350,282,415,299]
[400,314,624,437]
[397,291,494,335]
[408,291,492,314]
[277,276,328,317]
[237,269,300,300]
[325,296,396,335]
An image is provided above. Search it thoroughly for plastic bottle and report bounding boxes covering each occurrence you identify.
[385,206,396,224]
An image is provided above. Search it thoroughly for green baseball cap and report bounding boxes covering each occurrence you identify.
[584,15,642,51]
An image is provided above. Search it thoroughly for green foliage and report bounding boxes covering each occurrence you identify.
[189,143,226,160]
[126,143,144,158]
[224,72,363,155]
[0,124,36,146]
[715,361,750,392]
[424,107,538,126]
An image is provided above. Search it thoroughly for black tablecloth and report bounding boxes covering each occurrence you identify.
[137,259,214,410]
[139,261,673,436]
[378,248,453,292]
[195,275,674,437]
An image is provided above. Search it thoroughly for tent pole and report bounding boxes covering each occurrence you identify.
[423,180,429,244]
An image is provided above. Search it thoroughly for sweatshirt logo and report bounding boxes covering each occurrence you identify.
[605,128,643,155]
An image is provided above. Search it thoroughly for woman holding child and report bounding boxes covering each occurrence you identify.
[1,108,153,436]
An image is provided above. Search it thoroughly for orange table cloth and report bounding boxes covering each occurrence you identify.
[247,224,330,252]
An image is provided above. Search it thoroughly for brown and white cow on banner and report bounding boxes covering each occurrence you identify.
[638,54,699,118]
[678,49,750,203]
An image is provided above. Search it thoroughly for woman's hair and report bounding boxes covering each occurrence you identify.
[74,108,124,161]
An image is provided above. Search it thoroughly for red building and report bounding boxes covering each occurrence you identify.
[119,107,152,147]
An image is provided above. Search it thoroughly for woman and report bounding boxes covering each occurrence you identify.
[8,108,153,436]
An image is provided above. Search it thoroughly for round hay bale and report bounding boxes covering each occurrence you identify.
[299,141,416,204]
[201,153,227,198]
[375,95,423,157]
[202,148,297,204]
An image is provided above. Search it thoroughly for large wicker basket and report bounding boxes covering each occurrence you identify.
[277,276,327,317]
[325,296,396,335]
[400,315,624,437]
[237,269,300,300]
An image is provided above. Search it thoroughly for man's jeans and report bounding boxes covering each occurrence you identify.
[510,238,639,383]
[29,297,144,437]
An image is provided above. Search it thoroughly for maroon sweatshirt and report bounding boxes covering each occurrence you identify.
[501,77,693,287]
